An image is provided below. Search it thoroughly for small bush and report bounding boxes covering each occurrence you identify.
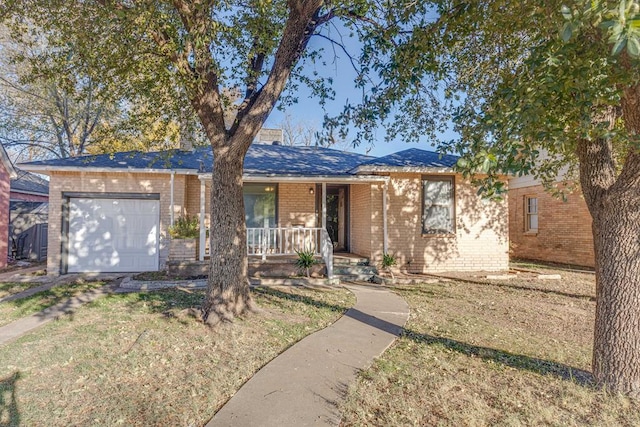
[168,216,199,239]
[382,253,397,268]
[295,249,318,278]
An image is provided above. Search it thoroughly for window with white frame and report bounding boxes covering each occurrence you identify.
[525,196,538,232]
[244,183,277,228]
[422,176,455,235]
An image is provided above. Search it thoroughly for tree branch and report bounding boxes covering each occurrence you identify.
[230,1,328,148]
[313,33,360,74]
[1,139,63,158]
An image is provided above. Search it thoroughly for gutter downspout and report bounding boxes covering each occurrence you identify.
[382,182,388,255]
[170,171,175,226]
[321,183,327,230]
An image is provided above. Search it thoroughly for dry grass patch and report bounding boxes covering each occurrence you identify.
[0,285,354,426]
[0,282,46,300]
[0,280,105,327]
[341,268,640,426]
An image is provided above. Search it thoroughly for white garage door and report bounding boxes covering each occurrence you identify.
[67,198,159,273]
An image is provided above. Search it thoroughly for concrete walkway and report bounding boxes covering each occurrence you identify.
[208,283,410,427]
[0,279,123,346]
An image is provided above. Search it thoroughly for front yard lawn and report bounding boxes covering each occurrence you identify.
[0,286,354,426]
[341,267,640,426]
[0,280,105,327]
[0,282,46,300]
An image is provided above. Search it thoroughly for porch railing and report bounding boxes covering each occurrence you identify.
[246,227,334,278]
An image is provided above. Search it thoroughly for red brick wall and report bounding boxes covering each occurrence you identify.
[509,184,595,267]
[0,164,10,267]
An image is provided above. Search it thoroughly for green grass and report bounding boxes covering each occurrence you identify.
[0,282,46,300]
[0,280,105,327]
[0,285,354,426]
[341,269,640,426]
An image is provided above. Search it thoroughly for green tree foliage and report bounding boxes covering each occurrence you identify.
[0,23,197,160]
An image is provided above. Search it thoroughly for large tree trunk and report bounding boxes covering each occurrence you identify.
[185,1,324,324]
[578,82,640,394]
[590,188,640,395]
[201,147,254,324]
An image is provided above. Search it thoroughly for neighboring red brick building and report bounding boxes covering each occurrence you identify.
[10,170,49,202]
[509,175,595,268]
[0,144,17,269]
[1,145,50,266]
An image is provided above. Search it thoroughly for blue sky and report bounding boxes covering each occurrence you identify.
[263,26,457,158]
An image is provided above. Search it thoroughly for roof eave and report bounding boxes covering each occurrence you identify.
[351,165,456,174]
[199,173,389,183]
[17,165,200,175]
[10,189,49,197]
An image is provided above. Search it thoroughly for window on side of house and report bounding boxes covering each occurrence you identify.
[525,196,538,233]
[422,176,455,235]
[243,183,277,228]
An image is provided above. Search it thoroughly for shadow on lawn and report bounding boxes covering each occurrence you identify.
[397,279,595,302]
[0,371,20,426]
[404,328,594,386]
[252,287,352,314]
[114,286,351,324]
[338,304,594,387]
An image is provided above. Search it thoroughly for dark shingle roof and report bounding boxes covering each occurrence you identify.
[11,169,49,195]
[353,148,458,171]
[20,144,376,176]
[244,144,374,176]
[19,145,459,177]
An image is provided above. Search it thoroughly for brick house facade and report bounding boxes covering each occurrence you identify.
[509,176,595,268]
[22,145,509,275]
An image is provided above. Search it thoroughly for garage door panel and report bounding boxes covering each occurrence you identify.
[67,198,159,273]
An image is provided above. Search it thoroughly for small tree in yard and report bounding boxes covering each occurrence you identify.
[1,1,443,325]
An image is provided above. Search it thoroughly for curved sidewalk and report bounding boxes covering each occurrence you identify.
[208,283,410,427]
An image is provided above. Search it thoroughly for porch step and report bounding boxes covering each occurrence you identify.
[333,255,370,266]
[333,265,378,276]
[332,264,378,282]
[336,274,377,282]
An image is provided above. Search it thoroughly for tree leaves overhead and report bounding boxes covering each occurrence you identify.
[427,0,640,196]
[0,0,452,150]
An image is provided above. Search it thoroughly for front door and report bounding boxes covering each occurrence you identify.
[326,185,348,252]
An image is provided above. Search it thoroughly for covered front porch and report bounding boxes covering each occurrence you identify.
[169,174,390,279]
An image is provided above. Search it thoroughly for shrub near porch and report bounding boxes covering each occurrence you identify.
[168,215,199,261]
[340,267,640,426]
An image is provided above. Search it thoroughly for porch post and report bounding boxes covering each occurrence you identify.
[321,183,327,230]
[382,182,388,254]
[170,171,175,226]
[199,177,206,261]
